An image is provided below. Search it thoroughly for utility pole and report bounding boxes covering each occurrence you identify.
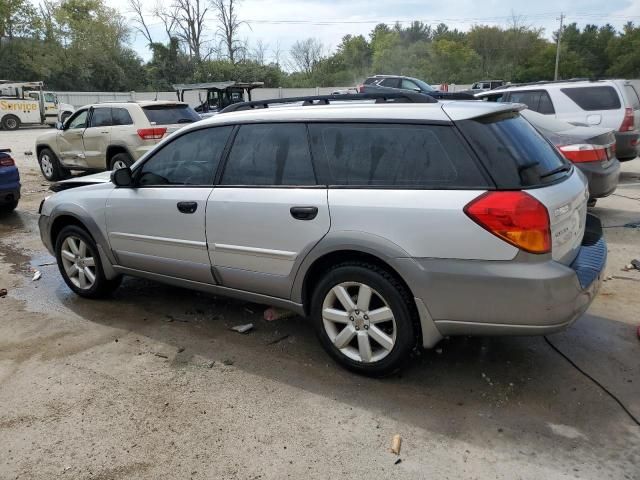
[554,13,565,81]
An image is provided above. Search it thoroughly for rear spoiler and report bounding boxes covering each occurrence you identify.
[441,102,527,121]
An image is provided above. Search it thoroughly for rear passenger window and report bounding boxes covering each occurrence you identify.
[221,124,316,186]
[508,90,555,114]
[379,78,400,88]
[90,108,111,127]
[561,86,621,111]
[112,108,133,126]
[309,123,488,188]
[138,127,232,186]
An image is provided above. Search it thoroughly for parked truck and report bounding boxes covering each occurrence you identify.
[0,81,74,130]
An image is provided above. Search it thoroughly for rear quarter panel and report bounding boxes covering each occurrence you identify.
[327,189,518,260]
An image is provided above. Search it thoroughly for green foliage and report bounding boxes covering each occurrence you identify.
[1,3,640,91]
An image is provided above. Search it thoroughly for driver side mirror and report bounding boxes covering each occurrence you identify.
[111,167,133,187]
[55,121,64,130]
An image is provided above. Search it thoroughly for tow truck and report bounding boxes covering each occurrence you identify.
[0,81,74,130]
[173,81,264,119]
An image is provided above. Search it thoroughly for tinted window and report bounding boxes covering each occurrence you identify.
[112,108,133,125]
[309,123,487,188]
[624,85,640,110]
[538,91,555,114]
[379,78,400,88]
[138,127,232,186]
[508,91,555,114]
[142,104,201,125]
[90,108,111,127]
[221,124,315,186]
[363,77,377,85]
[68,110,88,129]
[458,112,570,188]
[561,86,621,111]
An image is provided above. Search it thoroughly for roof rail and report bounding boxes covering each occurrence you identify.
[219,92,437,114]
[500,78,599,89]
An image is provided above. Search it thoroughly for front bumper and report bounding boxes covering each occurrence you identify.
[396,215,606,339]
[576,158,620,198]
[614,130,639,161]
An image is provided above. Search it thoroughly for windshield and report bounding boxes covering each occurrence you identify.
[143,104,201,125]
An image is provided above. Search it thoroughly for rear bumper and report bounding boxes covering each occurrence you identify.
[614,131,639,160]
[576,159,620,198]
[396,215,606,343]
[0,177,21,205]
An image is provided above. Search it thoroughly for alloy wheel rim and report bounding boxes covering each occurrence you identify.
[60,236,96,290]
[112,160,127,170]
[41,155,53,178]
[7,119,17,129]
[322,281,396,363]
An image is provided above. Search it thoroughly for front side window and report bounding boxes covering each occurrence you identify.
[138,126,232,186]
[221,123,316,186]
[401,79,419,90]
[309,123,487,188]
[44,93,56,103]
[89,108,112,128]
[67,110,88,129]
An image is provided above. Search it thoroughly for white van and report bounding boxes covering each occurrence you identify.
[476,79,640,161]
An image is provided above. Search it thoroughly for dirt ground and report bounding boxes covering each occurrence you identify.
[1,127,639,480]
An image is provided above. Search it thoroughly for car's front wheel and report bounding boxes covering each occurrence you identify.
[311,262,417,376]
[55,225,122,298]
[38,148,69,181]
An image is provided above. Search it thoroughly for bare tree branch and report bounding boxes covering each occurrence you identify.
[153,1,179,41]
[251,39,268,64]
[127,0,153,45]
[289,38,325,75]
[166,0,209,62]
[210,0,246,63]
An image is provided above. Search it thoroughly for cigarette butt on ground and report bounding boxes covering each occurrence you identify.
[391,434,402,455]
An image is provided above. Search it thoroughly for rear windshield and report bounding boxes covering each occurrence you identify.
[142,105,201,125]
[458,112,571,188]
[560,86,621,111]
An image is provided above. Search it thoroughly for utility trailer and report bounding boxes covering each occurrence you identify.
[173,81,264,119]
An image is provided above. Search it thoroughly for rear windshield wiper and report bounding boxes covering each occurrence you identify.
[539,164,571,179]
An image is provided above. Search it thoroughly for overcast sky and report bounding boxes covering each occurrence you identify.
[104,0,640,62]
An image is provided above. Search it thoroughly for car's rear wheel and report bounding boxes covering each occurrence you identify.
[1,115,20,131]
[311,262,417,376]
[55,225,122,298]
[38,148,69,181]
[0,200,18,213]
[110,153,133,170]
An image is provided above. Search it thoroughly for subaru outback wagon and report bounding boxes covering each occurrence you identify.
[38,97,606,375]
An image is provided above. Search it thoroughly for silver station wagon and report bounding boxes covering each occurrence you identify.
[39,94,607,375]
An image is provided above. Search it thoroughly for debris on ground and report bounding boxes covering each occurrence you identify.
[177,347,185,353]
[0,288,6,298]
[394,458,402,465]
[631,259,640,270]
[391,434,402,455]
[24,150,32,156]
[154,353,169,359]
[231,323,254,334]
[267,334,290,345]
[32,271,41,281]
[222,359,234,366]
[205,360,215,368]
[263,307,296,322]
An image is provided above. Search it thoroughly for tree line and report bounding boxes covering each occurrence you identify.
[1,0,639,92]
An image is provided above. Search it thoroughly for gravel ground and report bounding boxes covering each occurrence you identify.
[1,127,639,480]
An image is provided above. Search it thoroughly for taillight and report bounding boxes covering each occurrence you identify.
[620,107,635,132]
[137,127,167,140]
[0,155,15,167]
[357,84,365,93]
[558,144,608,163]
[464,191,551,254]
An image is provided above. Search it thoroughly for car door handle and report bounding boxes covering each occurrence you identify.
[290,206,318,220]
[177,201,198,214]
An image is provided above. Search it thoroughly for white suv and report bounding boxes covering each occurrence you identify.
[35,101,200,181]
[477,79,640,161]
[38,94,607,375]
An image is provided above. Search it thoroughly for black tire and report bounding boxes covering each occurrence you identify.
[0,200,18,213]
[55,225,122,299]
[109,152,134,170]
[38,148,69,181]
[310,261,417,376]
[2,115,20,131]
